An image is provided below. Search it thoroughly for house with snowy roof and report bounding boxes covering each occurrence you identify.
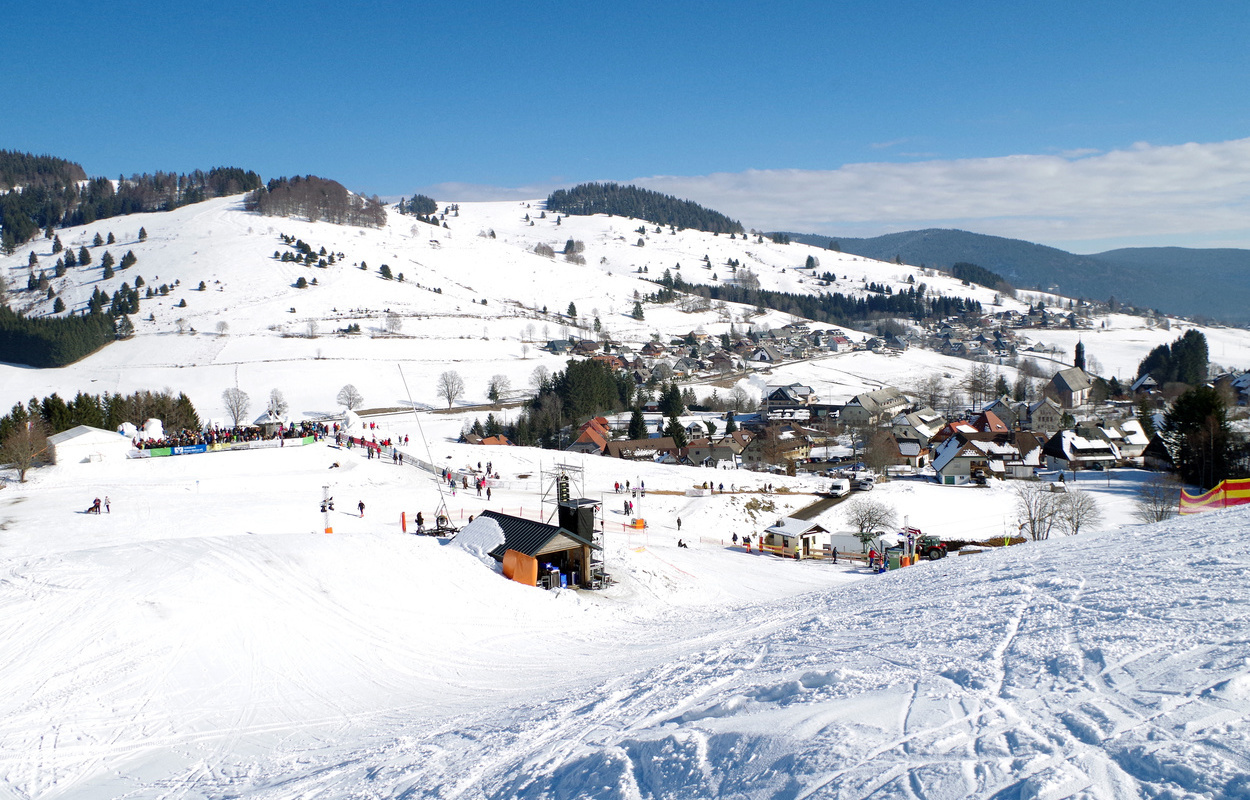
[1042,429,1120,471]
[932,432,1021,485]
[762,517,830,558]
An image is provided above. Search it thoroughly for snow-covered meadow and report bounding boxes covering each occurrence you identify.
[2,435,1248,798]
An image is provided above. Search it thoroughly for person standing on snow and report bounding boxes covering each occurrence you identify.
[358,500,365,518]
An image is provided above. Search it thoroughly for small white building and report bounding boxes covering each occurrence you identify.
[48,425,134,465]
[762,517,829,558]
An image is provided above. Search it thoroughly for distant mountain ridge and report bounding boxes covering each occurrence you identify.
[780,228,1250,325]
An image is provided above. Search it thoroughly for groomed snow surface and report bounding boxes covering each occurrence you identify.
[3,438,1249,799]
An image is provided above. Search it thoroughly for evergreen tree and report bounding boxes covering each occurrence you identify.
[106,232,115,244]
[28,251,37,267]
[138,227,147,242]
[1160,386,1234,489]
[63,247,76,268]
[92,232,103,247]
[78,246,91,265]
[120,250,137,268]
[628,407,647,440]
[52,235,62,254]
[100,251,115,271]
[567,302,577,318]
[53,297,65,313]
[663,416,687,448]
[632,301,644,320]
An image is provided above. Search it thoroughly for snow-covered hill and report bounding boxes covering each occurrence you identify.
[1,438,1247,798]
[3,195,1245,419]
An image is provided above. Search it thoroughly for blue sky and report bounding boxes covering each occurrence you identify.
[5,1,1249,250]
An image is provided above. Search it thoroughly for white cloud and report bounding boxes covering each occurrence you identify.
[627,138,1250,250]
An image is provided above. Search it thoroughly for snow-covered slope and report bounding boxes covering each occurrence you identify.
[1,439,1247,798]
[4,196,1245,419]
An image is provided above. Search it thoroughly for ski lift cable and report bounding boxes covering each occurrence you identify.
[398,364,450,514]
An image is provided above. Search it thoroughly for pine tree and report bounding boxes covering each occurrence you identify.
[52,235,62,254]
[92,233,103,247]
[632,301,644,320]
[567,302,577,318]
[138,227,147,242]
[28,251,37,267]
[53,297,65,313]
[100,251,115,271]
[106,232,115,244]
[628,407,647,440]
[78,246,91,265]
[63,247,76,268]
[119,251,137,269]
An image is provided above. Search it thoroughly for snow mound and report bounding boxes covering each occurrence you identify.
[452,515,506,568]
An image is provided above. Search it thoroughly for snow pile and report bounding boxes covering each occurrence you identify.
[141,418,164,440]
[452,514,506,567]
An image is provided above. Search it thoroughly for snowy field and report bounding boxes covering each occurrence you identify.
[3,433,1249,798]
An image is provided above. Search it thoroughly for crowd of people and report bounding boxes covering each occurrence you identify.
[134,421,332,450]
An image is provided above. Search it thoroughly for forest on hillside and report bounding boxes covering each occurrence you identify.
[0,151,262,252]
[546,183,744,234]
[246,176,387,228]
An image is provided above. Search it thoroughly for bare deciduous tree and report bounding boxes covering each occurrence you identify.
[268,389,288,418]
[844,498,898,551]
[384,313,403,335]
[487,374,511,405]
[1055,488,1102,536]
[529,366,550,394]
[2,418,48,481]
[336,384,364,411]
[1136,473,1179,523]
[437,371,465,409]
[965,363,995,410]
[306,320,318,339]
[216,320,229,336]
[222,387,251,428]
[1014,482,1061,541]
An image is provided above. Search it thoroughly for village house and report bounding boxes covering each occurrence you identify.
[1042,429,1120,472]
[840,387,909,427]
[931,432,1021,485]
[762,518,830,558]
[1048,367,1092,408]
[603,437,678,461]
[1026,397,1064,431]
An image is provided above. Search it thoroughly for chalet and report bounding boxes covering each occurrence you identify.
[762,518,830,558]
[1042,430,1120,471]
[572,340,601,356]
[640,341,666,357]
[1116,419,1150,460]
[750,345,784,363]
[546,339,573,354]
[891,409,945,446]
[932,432,1021,485]
[741,426,811,467]
[591,353,627,370]
[463,433,515,446]
[1049,367,1092,408]
[603,437,678,461]
[566,417,611,456]
[840,387,909,427]
[683,437,715,465]
[762,383,816,412]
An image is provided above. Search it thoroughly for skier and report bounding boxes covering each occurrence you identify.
[104,496,110,513]
[358,500,365,518]
[676,517,682,532]
[732,532,739,546]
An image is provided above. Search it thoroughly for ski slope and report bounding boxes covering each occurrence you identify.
[2,436,1248,798]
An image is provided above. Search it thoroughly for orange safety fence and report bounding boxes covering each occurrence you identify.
[1179,478,1250,515]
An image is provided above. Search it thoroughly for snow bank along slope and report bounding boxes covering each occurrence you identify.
[2,439,1248,798]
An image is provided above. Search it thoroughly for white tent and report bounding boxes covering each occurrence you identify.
[48,426,134,465]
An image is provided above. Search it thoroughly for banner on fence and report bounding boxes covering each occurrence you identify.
[1179,478,1250,514]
